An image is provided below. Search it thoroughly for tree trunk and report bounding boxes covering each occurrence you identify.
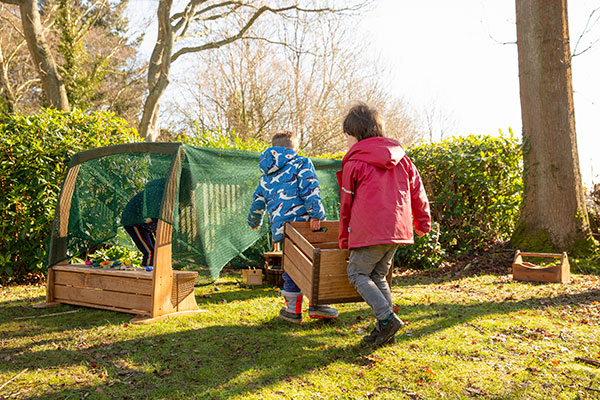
[0,45,16,114]
[513,0,591,251]
[19,0,70,111]
[138,0,173,141]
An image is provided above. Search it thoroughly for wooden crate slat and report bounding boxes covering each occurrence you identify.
[289,221,339,244]
[317,250,360,302]
[283,239,313,277]
[54,285,152,312]
[283,254,313,296]
[513,265,565,283]
[52,265,153,280]
[54,270,153,295]
[284,224,314,260]
[317,279,362,303]
[314,242,340,250]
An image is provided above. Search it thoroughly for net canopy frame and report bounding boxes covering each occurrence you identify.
[47,142,342,283]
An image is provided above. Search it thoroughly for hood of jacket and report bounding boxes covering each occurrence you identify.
[342,137,406,169]
[259,146,298,175]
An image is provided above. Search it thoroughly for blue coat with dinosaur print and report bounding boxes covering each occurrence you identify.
[248,146,326,243]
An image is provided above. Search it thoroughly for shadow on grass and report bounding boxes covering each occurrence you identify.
[1,312,369,399]
[0,279,600,399]
[1,284,599,399]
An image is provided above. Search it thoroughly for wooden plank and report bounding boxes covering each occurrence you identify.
[54,285,151,312]
[518,252,564,258]
[284,224,314,260]
[317,249,359,302]
[46,267,56,303]
[58,164,81,237]
[314,242,340,250]
[289,221,339,244]
[52,298,150,316]
[513,264,563,283]
[152,219,174,317]
[283,254,313,297]
[151,147,185,318]
[54,270,153,295]
[283,240,313,283]
[52,265,153,280]
[314,296,364,305]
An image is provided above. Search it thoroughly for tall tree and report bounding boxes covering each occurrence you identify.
[0,0,70,111]
[140,0,364,142]
[513,0,593,251]
[0,0,146,123]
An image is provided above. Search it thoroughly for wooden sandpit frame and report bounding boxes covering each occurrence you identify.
[35,143,202,324]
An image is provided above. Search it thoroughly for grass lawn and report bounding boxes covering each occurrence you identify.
[1,268,599,399]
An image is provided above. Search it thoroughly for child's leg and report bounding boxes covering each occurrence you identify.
[124,224,156,266]
[282,272,301,293]
[347,244,396,320]
[370,245,399,309]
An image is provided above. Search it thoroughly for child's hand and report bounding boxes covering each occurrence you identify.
[310,218,321,231]
[415,229,426,238]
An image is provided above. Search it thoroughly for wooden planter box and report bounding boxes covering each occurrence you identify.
[264,249,283,287]
[283,221,391,305]
[512,250,570,283]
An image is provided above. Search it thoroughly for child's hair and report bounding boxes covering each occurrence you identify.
[272,130,297,148]
[343,101,385,141]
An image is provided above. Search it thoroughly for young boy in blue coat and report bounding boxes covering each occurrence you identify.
[248,131,338,323]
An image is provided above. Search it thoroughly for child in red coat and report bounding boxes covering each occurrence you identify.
[338,102,431,346]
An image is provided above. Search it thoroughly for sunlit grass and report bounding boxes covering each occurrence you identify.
[1,270,599,399]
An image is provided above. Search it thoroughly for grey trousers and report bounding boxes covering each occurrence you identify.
[347,244,399,320]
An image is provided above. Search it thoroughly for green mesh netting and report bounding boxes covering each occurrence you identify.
[47,143,341,284]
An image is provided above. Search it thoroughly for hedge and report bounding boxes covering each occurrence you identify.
[1,121,522,283]
[0,109,139,283]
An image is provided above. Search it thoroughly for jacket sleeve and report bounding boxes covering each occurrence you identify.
[248,178,266,228]
[297,158,326,220]
[338,162,356,249]
[408,161,431,234]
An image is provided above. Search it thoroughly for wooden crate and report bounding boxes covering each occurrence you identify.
[264,250,283,287]
[283,221,391,305]
[512,250,570,283]
[242,268,263,285]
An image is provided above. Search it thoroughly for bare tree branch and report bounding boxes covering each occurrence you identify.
[172,4,352,62]
[573,7,600,57]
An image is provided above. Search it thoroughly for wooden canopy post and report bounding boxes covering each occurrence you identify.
[132,147,202,324]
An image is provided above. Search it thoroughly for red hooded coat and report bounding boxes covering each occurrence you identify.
[337,137,431,249]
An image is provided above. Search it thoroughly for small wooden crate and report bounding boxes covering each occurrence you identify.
[242,268,263,285]
[512,250,570,283]
[264,249,284,287]
[283,221,391,305]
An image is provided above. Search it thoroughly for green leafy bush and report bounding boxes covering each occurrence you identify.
[407,131,522,254]
[0,108,139,283]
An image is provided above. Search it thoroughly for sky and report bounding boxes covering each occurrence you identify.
[129,1,600,186]
[359,0,600,186]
